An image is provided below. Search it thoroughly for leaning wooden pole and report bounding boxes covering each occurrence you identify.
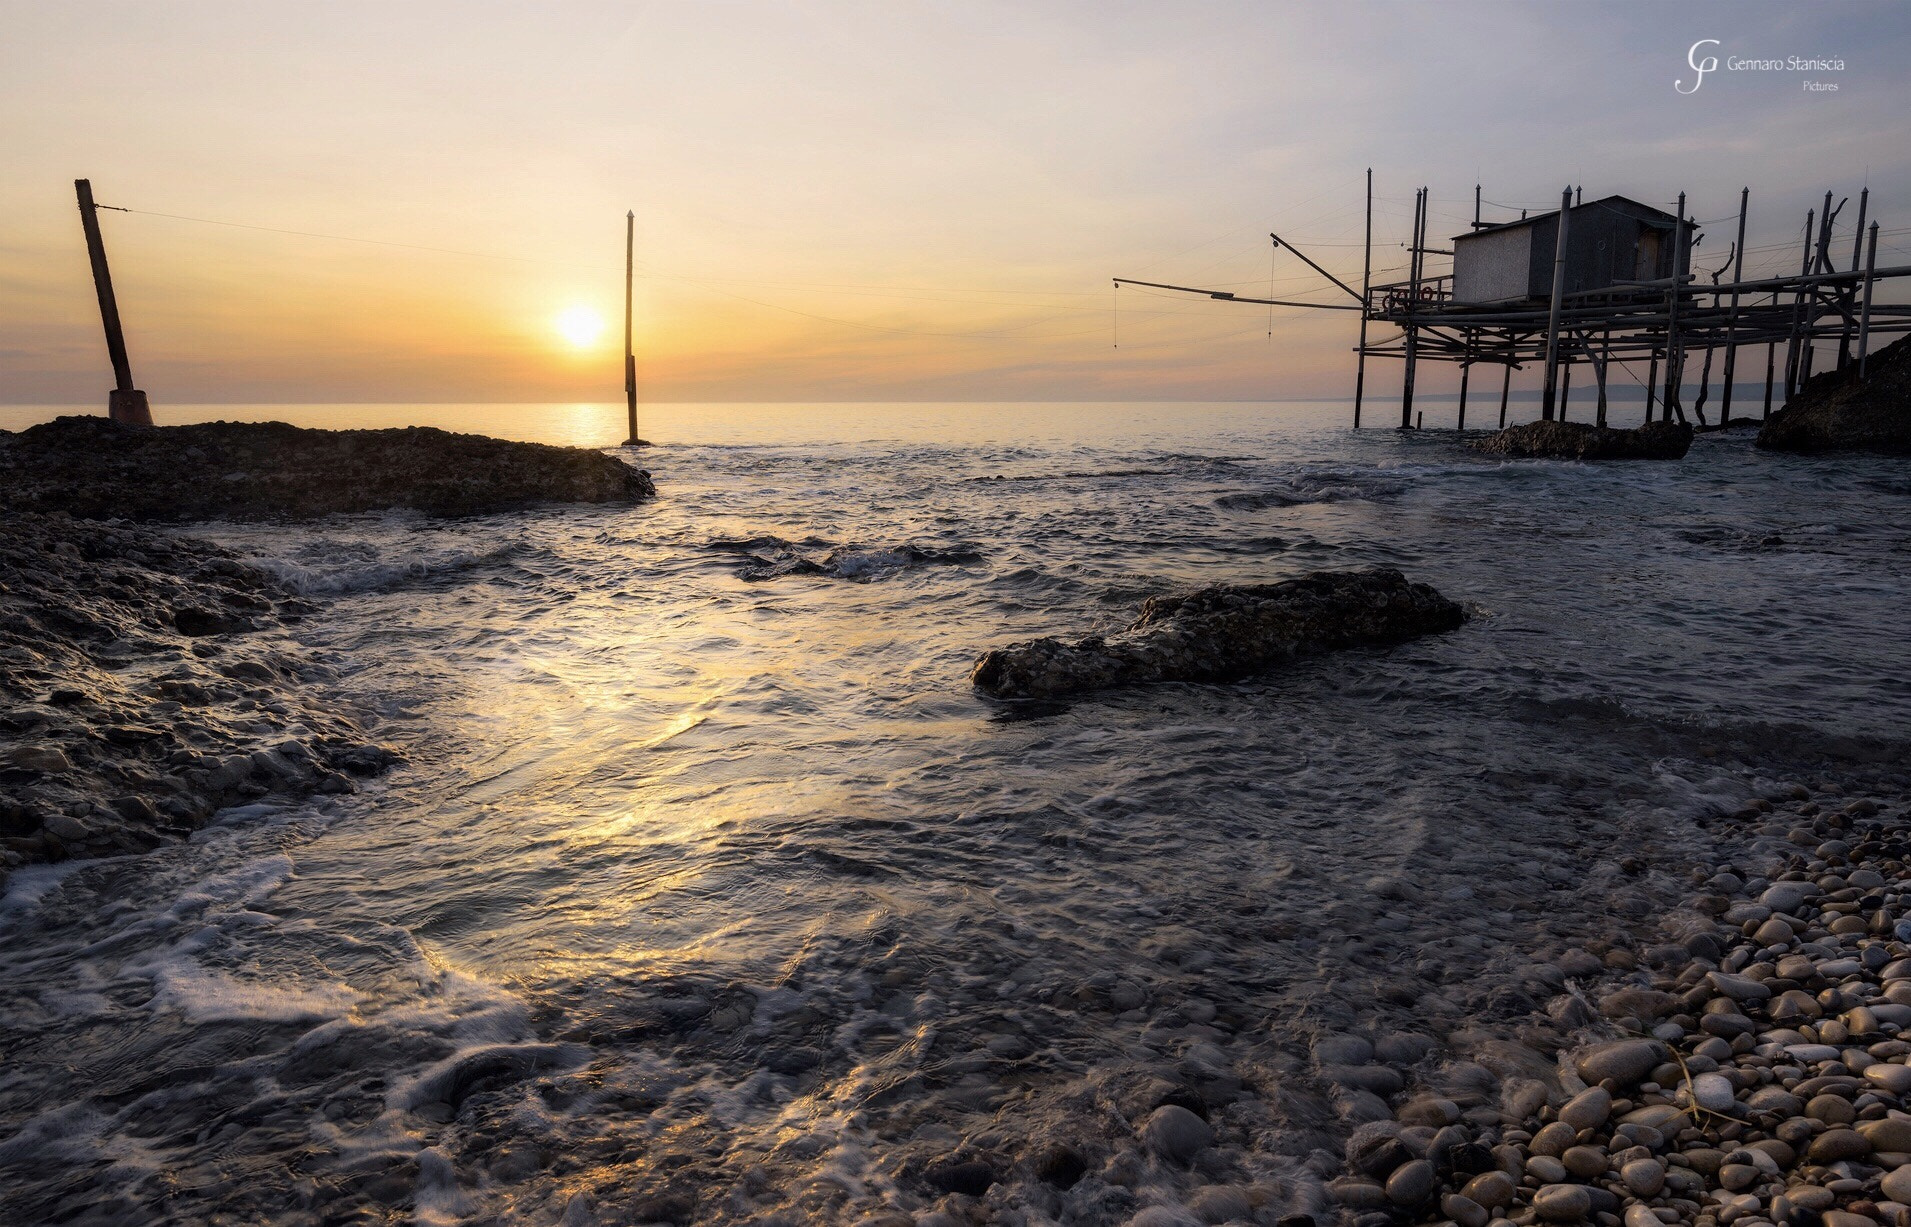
[1721,187,1748,419]
[1539,186,1572,421]
[1457,351,1470,431]
[1859,221,1880,378]
[1401,187,1424,429]
[74,179,151,426]
[1784,209,1814,400]
[1840,187,1868,369]
[623,209,645,447]
[1799,199,1835,388]
[1595,330,1610,427]
[1763,290,1778,418]
[1353,168,1371,429]
[1661,192,1687,422]
[1497,361,1511,428]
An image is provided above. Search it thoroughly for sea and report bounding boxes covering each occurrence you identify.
[1,399,1908,1225]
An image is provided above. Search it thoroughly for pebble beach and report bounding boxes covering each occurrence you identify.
[1327,788,1911,1227]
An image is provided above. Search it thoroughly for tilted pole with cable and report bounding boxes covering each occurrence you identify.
[75,179,152,426]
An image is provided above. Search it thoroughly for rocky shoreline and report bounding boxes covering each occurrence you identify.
[0,416,661,881]
[1325,786,1911,1227]
[971,568,1465,700]
[1473,421,1694,461]
[0,416,655,521]
[1758,334,1911,455]
[0,512,396,883]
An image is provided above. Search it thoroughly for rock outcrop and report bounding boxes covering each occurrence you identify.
[970,567,1465,700]
[0,416,655,521]
[1757,332,1911,454]
[1473,419,1693,461]
[0,512,395,878]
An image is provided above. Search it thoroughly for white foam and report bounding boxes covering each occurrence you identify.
[148,960,361,1024]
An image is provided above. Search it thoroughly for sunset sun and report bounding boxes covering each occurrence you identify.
[553,305,606,349]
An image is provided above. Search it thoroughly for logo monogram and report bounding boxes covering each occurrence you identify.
[1677,39,1720,93]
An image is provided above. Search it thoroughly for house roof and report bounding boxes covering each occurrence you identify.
[1452,195,1686,244]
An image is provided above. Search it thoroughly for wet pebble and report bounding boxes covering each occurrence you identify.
[1140,1105,1212,1163]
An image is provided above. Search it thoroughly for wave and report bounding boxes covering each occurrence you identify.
[710,535,984,582]
[250,542,524,596]
[1215,470,1408,510]
[969,467,1177,483]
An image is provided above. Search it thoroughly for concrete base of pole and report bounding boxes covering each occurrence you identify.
[622,438,652,447]
[108,389,152,426]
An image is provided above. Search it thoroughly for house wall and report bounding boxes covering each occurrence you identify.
[1451,199,1686,305]
[1452,224,1536,304]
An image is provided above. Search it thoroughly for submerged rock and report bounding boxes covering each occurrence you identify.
[0,416,655,521]
[1757,331,1911,454]
[1472,419,1693,460]
[969,567,1465,700]
[0,511,395,873]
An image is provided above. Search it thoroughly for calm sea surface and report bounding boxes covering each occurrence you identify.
[2,401,1908,1225]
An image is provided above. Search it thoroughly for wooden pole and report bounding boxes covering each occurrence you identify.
[1354,168,1371,429]
[1785,209,1814,399]
[1645,348,1658,423]
[1763,290,1778,418]
[1859,220,1880,378]
[1840,187,1867,369]
[1498,361,1511,428]
[1540,186,1572,420]
[1401,187,1424,429]
[1692,342,1714,427]
[1560,359,1571,421]
[1661,192,1687,422]
[1596,330,1610,427]
[1721,186,1748,419]
[623,210,644,446]
[1818,192,1835,271]
[74,179,150,426]
[1800,201,1833,389]
[1457,354,1470,431]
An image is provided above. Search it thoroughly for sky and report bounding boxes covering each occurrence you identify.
[2,1,1908,404]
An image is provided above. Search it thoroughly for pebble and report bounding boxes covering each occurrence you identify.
[1532,1183,1592,1223]
[1187,1185,1252,1223]
[1883,1168,1911,1204]
[1386,1160,1437,1206]
[1328,1177,1389,1210]
[1530,1121,1578,1157]
[1558,1086,1612,1131]
[1442,1194,1489,1227]
[1140,1106,1212,1162]
[1317,1035,1376,1066]
[1868,1064,1911,1095]
[1689,1072,1738,1111]
[1622,1158,1666,1197]
[1762,882,1817,913]
[1460,1170,1516,1210]
[1864,1119,1911,1152]
[1755,917,1796,946]
[1396,1097,1461,1127]
[1809,1128,1873,1163]
[1576,1039,1664,1087]
[1561,1145,1607,1180]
